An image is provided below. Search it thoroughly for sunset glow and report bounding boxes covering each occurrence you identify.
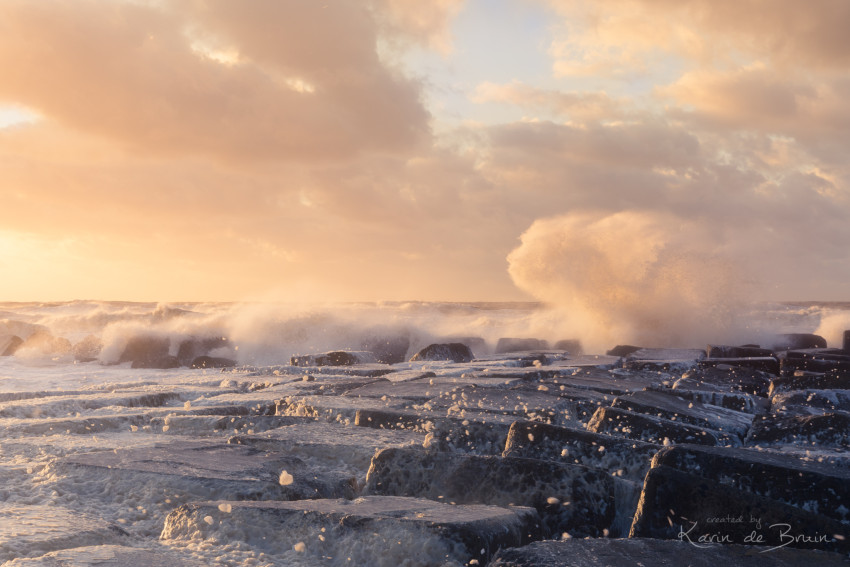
[1,0,849,302]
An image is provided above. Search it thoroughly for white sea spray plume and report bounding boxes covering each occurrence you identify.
[507,210,758,351]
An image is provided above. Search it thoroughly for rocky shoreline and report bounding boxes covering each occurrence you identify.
[2,333,850,565]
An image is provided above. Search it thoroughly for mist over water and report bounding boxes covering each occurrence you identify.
[507,211,763,352]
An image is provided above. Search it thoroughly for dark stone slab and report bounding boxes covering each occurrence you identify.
[490,537,850,567]
[503,421,660,483]
[409,343,474,363]
[771,389,850,415]
[62,441,357,502]
[700,357,780,375]
[652,386,770,414]
[552,367,662,397]
[190,355,236,369]
[131,355,180,369]
[495,337,550,353]
[343,378,459,402]
[275,393,407,423]
[630,466,850,554]
[382,369,437,383]
[0,505,128,563]
[707,345,776,359]
[0,391,181,419]
[150,414,309,436]
[622,348,705,372]
[651,444,850,524]
[472,351,563,368]
[587,406,738,446]
[161,496,542,566]
[290,350,380,367]
[550,354,621,367]
[503,421,661,536]
[532,383,610,423]
[425,384,576,425]
[4,545,207,566]
[365,447,615,537]
[3,413,156,437]
[607,345,641,357]
[770,333,828,350]
[784,348,850,361]
[675,366,774,397]
[611,390,754,437]
[230,420,423,474]
[746,412,850,447]
[354,407,514,455]
[769,370,850,395]
[780,356,850,375]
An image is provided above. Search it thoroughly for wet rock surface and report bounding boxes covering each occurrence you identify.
[490,538,850,566]
[410,342,475,363]
[2,545,207,567]
[163,496,542,566]
[3,337,850,565]
[364,446,615,537]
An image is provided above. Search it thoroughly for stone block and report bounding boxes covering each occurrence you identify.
[706,345,775,359]
[587,406,737,446]
[230,420,422,474]
[0,505,127,563]
[630,466,850,554]
[611,389,754,437]
[651,444,850,524]
[365,447,615,537]
[700,357,780,375]
[621,348,705,372]
[425,384,575,425]
[354,407,514,455]
[290,350,380,367]
[161,496,542,566]
[61,441,357,503]
[489,537,850,567]
[769,333,828,350]
[2,545,207,567]
[503,421,660,483]
[409,343,474,363]
[675,366,773,397]
[770,389,850,415]
[503,421,661,536]
[746,412,850,447]
[654,386,769,414]
[769,370,850,394]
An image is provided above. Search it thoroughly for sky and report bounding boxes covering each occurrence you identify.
[1,0,850,303]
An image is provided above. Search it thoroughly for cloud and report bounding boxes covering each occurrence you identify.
[1,0,850,306]
[377,0,465,54]
[542,0,850,76]
[507,210,756,349]
[472,81,625,122]
[0,0,431,161]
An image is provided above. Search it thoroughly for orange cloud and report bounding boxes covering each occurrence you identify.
[0,0,430,161]
[2,0,850,303]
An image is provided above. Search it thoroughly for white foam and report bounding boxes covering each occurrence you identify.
[507,211,767,351]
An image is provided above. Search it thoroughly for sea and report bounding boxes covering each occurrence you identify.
[1,300,849,565]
